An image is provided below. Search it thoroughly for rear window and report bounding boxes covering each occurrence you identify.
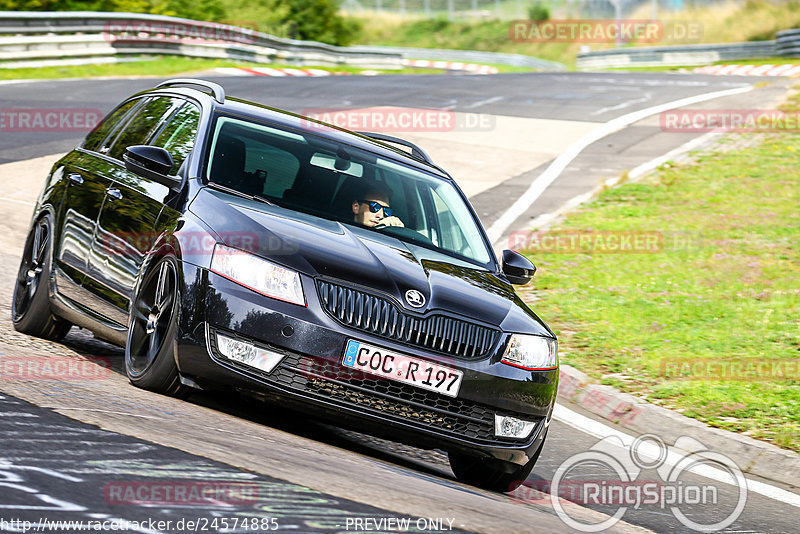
[82,98,141,153]
[106,97,184,161]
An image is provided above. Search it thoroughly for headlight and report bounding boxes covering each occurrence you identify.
[210,244,305,306]
[501,334,558,370]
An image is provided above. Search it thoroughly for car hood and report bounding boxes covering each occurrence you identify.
[189,189,551,335]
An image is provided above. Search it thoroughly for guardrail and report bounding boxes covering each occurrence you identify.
[0,11,404,68]
[349,45,566,71]
[776,29,800,57]
[576,40,779,69]
[0,11,562,72]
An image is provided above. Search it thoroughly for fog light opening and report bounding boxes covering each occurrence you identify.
[494,414,536,439]
[216,333,285,374]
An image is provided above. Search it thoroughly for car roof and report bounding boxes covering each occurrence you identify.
[144,83,453,180]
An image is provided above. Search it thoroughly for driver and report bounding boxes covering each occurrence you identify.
[352,185,404,228]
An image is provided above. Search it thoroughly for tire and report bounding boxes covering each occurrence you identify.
[449,439,546,492]
[125,254,188,397]
[11,215,72,341]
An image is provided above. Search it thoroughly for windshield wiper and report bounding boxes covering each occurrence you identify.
[206,182,275,206]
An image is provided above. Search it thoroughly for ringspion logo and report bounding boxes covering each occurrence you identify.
[511,434,747,532]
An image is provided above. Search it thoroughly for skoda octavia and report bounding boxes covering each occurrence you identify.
[12,79,558,492]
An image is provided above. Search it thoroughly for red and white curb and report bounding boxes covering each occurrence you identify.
[402,59,499,74]
[694,64,800,77]
[215,67,331,77]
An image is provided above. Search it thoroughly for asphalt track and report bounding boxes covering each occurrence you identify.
[0,72,798,533]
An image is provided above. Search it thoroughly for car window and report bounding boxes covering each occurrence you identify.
[82,98,142,153]
[206,115,493,267]
[150,102,201,175]
[208,118,301,198]
[106,97,184,161]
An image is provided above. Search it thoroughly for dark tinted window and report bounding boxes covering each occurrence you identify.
[106,97,183,161]
[207,116,493,266]
[151,103,201,174]
[208,120,300,198]
[82,98,141,153]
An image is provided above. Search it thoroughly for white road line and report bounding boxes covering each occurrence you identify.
[463,96,504,110]
[0,196,35,206]
[553,403,800,508]
[590,95,651,116]
[486,85,754,245]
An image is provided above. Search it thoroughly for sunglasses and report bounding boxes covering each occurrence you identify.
[360,200,393,218]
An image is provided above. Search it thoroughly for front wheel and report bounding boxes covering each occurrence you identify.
[125,255,187,397]
[449,439,546,492]
[11,215,71,341]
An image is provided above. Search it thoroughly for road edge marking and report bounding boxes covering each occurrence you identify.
[487,85,754,244]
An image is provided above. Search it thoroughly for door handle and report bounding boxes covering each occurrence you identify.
[67,173,84,184]
[106,188,123,201]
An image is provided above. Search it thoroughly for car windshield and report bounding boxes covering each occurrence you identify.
[205,115,494,266]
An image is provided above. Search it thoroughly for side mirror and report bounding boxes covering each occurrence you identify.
[124,145,179,188]
[502,249,536,285]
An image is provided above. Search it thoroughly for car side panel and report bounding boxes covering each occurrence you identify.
[52,150,114,305]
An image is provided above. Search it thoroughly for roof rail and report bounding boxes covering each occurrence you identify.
[358,131,434,165]
[156,79,225,104]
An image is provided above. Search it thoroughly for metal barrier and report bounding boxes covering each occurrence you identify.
[577,41,778,69]
[0,11,564,71]
[576,39,785,69]
[349,45,565,70]
[776,29,800,58]
[0,11,404,68]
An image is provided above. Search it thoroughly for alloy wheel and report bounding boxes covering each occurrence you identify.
[127,259,177,377]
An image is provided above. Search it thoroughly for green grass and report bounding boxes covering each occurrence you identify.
[517,100,800,451]
[351,0,800,69]
[0,55,523,81]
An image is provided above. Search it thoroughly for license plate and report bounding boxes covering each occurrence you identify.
[342,339,463,397]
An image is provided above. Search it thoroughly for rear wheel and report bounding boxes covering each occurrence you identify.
[125,255,187,396]
[449,440,545,492]
[12,215,71,341]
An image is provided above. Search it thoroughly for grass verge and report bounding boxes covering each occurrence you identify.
[352,1,800,69]
[516,95,800,451]
[0,55,524,81]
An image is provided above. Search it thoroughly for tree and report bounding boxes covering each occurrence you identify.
[286,0,357,46]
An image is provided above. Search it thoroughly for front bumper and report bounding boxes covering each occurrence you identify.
[176,265,557,465]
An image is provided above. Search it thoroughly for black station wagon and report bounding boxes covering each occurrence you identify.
[12,79,558,492]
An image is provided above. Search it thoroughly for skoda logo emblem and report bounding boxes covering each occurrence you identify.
[405,289,426,308]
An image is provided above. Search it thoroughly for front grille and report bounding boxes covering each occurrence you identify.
[207,328,539,447]
[267,352,534,445]
[317,280,500,359]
